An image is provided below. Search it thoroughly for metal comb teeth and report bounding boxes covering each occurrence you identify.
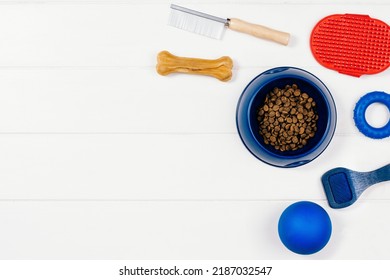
[168,4,228,39]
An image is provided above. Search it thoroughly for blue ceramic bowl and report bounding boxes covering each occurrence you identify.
[236,67,337,168]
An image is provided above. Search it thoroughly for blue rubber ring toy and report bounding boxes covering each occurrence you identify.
[353,91,390,139]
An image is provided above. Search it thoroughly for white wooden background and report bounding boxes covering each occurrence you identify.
[0,0,389,260]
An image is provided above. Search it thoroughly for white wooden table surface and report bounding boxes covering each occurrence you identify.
[0,0,389,260]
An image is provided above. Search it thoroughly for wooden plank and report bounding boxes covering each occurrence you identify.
[0,67,389,133]
[0,4,388,67]
[0,134,387,200]
[0,200,389,259]
[0,0,386,5]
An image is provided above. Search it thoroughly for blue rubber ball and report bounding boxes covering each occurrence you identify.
[278,201,332,255]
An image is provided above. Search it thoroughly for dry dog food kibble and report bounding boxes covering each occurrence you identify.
[257,84,319,152]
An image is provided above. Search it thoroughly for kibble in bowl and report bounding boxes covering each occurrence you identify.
[258,84,319,152]
[236,67,337,168]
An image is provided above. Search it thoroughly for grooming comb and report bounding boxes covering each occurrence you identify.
[321,164,390,209]
[310,14,390,77]
[168,4,290,45]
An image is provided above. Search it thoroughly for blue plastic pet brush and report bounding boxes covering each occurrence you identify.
[321,164,390,209]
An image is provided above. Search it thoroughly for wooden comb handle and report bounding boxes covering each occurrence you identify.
[156,51,233,82]
[228,18,290,46]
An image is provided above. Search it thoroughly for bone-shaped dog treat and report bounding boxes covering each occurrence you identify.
[156,51,233,82]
